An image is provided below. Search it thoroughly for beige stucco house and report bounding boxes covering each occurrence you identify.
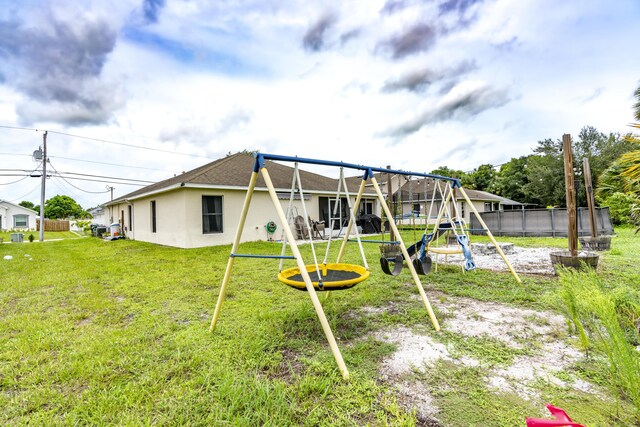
[104,153,381,249]
[0,199,38,232]
[103,153,522,249]
[387,178,521,225]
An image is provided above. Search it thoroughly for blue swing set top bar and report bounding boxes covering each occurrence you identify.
[254,153,461,188]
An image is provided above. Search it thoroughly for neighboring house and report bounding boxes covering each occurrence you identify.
[0,200,38,231]
[104,153,380,248]
[87,206,106,225]
[392,179,524,225]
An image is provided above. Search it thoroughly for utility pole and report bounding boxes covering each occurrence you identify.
[39,131,47,242]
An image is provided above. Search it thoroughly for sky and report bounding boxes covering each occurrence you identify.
[1,0,639,209]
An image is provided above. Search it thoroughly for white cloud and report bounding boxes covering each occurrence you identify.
[1,0,640,206]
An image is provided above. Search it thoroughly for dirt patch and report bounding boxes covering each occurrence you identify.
[364,293,597,421]
[433,246,557,275]
[261,348,306,384]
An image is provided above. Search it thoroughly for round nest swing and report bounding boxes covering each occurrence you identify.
[278,263,370,291]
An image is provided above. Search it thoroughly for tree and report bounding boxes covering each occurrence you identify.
[19,201,38,212]
[635,84,640,122]
[429,166,467,181]
[596,162,632,202]
[44,195,90,220]
[491,156,531,203]
[601,192,637,225]
[521,138,566,207]
[466,164,496,192]
[573,126,636,205]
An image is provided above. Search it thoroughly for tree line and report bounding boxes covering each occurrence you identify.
[429,87,640,226]
[19,195,92,220]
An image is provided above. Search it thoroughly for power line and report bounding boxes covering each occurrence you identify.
[48,162,113,194]
[0,164,42,185]
[50,155,179,173]
[0,124,41,132]
[1,152,180,174]
[1,124,213,160]
[0,152,32,157]
[48,130,213,159]
[9,183,41,203]
[0,175,34,185]
[51,169,155,184]
[48,178,93,208]
[0,171,150,188]
[51,175,148,186]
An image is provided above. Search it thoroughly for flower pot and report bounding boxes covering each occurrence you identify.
[380,243,402,259]
[579,236,611,251]
[550,251,599,274]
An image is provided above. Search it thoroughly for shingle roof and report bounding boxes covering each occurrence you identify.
[110,152,363,203]
[392,177,523,204]
[0,199,39,214]
[107,153,522,206]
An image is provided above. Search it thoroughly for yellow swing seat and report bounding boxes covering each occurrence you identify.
[278,263,370,291]
[427,246,464,255]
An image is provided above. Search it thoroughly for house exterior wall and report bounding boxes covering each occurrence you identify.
[116,187,375,249]
[396,198,490,226]
[0,202,38,231]
[180,188,363,248]
[127,190,187,247]
[106,201,135,240]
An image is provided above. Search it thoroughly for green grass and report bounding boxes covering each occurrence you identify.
[0,230,82,242]
[0,229,638,425]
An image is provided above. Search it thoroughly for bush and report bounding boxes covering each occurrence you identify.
[601,192,638,225]
[559,271,640,421]
[28,234,34,242]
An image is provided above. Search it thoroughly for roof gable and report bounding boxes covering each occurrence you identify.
[112,153,365,203]
[0,199,39,214]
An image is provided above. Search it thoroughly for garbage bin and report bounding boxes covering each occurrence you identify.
[110,223,122,238]
[10,233,24,243]
[357,215,382,234]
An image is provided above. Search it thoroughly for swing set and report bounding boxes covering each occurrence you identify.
[209,153,521,379]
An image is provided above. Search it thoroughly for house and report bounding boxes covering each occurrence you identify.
[358,175,523,226]
[104,153,381,248]
[87,206,106,225]
[104,153,523,249]
[0,200,39,232]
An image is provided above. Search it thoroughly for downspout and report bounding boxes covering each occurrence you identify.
[122,199,134,240]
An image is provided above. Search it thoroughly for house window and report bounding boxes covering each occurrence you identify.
[461,202,465,219]
[14,214,28,228]
[128,205,133,231]
[360,200,373,216]
[202,196,223,234]
[151,200,157,233]
[484,202,493,212]
[413,203,421,216]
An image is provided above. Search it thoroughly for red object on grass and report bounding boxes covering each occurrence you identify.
[525,404,586,427]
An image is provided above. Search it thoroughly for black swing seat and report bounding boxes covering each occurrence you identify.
[379,240,432,276]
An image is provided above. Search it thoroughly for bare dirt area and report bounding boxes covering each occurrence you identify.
[432,245,558,275]
[362,292,599,425]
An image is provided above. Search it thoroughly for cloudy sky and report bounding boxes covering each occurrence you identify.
[1,0,639,208]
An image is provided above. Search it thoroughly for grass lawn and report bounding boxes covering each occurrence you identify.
[0,230,84,243]
[0,228,638,425]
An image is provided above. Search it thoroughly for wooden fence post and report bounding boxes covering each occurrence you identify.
[583,158,598,238]
[563,134,578,256]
